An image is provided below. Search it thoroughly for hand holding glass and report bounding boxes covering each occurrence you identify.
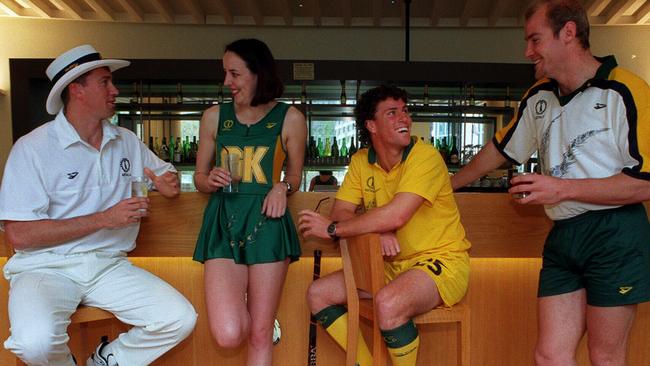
[223,153,242,193]
[131,176,148,214]
[510,172,532,199]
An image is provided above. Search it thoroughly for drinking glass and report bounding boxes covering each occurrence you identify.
[131,176,148,214]
[510,172,532,199]
[224,153,241,193]
[131,176,148,198]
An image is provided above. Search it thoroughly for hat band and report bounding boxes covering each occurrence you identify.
[51,52,102,85]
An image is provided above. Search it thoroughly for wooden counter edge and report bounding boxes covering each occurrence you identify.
[1,192,648,258]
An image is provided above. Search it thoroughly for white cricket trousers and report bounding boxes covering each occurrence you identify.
[3,251,197,366]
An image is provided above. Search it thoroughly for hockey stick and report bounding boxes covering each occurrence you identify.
[307,249,322,366]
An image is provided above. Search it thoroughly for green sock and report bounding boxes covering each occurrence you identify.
[381,320,420,366]
[314,305,373,366]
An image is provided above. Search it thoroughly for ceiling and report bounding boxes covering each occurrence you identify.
[1,0,649,27]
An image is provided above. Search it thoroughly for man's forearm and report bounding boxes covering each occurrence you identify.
[334,206,404,238]
[452,141,507,190]
[332,193,424,238]
[4,212,108,250]
[561,173,650,205]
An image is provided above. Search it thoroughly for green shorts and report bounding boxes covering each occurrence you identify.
[538,204,650,306]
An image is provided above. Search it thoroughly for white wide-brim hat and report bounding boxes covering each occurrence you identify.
[45,44,130,115]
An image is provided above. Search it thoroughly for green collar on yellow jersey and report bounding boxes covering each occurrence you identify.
[367,136,417,165]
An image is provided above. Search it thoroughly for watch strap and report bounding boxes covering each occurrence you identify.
[327,221,340,241]
[280,180,292,193]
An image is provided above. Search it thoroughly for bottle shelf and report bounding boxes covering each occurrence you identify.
[304,164,350,171]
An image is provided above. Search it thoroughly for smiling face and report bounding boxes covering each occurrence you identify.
[524,5,568,80]
[366,97,412,149]
[69,67,119,120]
[223,51,258,106]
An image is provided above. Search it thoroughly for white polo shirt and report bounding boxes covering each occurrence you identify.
[0,111,175,255]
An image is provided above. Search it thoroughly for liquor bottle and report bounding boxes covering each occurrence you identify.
[183,136,190,162]
[160,137,170,162]
[340,80,347,105]
[331,137,340,161]
[449,136,460,165]
[153,137,160,157]
[348,137,357,157]
[174,137,183,163]
[340,137,348,159]
[308,136,317,164]
[189,136,198,164]
[300,83,307,104]
[324,137,331,157]
[317,138,324,161]
[168,135,175,163]
[439,137,449,163]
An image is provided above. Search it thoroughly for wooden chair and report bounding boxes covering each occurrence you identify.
[340,233,470,366]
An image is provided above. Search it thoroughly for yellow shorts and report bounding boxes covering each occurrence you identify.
[384,250,470,307]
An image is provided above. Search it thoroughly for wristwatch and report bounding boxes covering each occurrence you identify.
[327,221,339,241]
[280,180,292,193]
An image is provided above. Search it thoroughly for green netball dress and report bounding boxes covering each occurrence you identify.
[193,102,301,264]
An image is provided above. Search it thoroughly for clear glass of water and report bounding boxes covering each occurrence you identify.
[131,176,149,214]
[131,176,148,198]
[223,153,241,193]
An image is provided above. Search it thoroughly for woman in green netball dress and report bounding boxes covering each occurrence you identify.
[193,39,307,365]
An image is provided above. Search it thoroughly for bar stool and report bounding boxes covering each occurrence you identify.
[341,233,470,366]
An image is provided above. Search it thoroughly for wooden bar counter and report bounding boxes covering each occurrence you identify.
[1,192,649,365]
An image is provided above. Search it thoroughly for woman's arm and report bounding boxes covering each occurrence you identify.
[281,106,307,193]
[193,106,229,193]
[262,106,307,217]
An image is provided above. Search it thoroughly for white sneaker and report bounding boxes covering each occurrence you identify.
[86,336,118,366]
[273,318,281,345]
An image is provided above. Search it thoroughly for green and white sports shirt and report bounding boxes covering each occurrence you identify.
[495,55,650,220]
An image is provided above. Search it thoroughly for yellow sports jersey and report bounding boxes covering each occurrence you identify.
[336,138,471,260]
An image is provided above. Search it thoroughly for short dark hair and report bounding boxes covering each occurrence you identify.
[354,85,408,148]
[525,0,590,49]
[224,38,284,106]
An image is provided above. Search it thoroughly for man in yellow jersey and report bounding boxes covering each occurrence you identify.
[299,85,471,366]
[451,1,650,364]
